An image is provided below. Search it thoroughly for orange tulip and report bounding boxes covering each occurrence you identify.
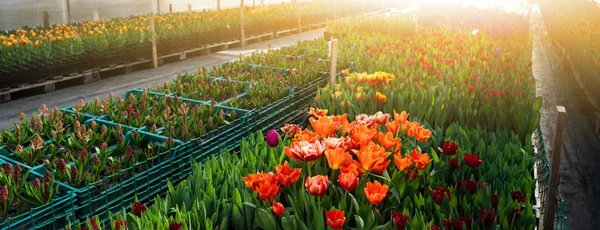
[330,114,349,131]
[364,181,389,205]
[243,172,277,191]
[305,175,329,196]
[393,110,410,125]
[341,159,363,177]
[294,129,320,143]
[394,153,412,171]
[256,180,282,201]
[309,116,337,137]
[275,161,302,186]
[308,108,328,118]
[386,120,400,134]
[414,126,432,142]
[375,92,387,104]
[378,132,400,150]
[353,143,390,173]
[409,149,432,170]
[351,125,377,147]
[325,148,350,170]
[284,140,326,162]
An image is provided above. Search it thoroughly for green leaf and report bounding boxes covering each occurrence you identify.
[256,207,279,230]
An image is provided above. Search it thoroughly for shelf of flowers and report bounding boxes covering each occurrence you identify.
[0,106,180,222]
[75,108,538,229]
[0,0,369,88]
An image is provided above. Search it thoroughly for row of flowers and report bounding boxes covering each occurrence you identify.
[267,9,539,141]
[76,108,536,229]
[0,0,367,72]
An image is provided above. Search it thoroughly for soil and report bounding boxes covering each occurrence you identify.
[532,5,600,230]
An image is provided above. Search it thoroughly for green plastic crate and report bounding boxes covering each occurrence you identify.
[0,158,76,230]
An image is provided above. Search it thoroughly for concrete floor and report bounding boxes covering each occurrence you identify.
[532,5,600,230]
[0,28,325,129]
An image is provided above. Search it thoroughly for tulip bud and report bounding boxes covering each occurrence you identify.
[80,150,89,162]
[93,155,100,165]
[56,159,67,174]
[19,112,26,123]
[265,130,280,148]
[32,178,41,188]
[12,165,21,183]
[0,185,8,205]
[42,171,52,186]
[70,165,78,179]
[3,163,12,175]
[126,146,134,162]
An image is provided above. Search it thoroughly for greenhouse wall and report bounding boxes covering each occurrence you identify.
[0,0,294,31]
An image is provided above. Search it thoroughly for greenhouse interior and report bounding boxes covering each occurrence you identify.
[0,0,598,229]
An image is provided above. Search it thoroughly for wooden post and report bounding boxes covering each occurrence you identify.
[253,0,256,7]
[157,0,160,14]
[66,0,71,24]
[541,106,567,230]
[297,0,301,32]
[150,13,158,69]
[240,0,246,46]
[93,9,100,21]
[261,0,264,6]
[188,4,192,14]
[217,0,221,10]
[333,0,336,21]
[329,39,338,85]
[169,3,173,13]
[361,0,365,15]
[43,11,49,29]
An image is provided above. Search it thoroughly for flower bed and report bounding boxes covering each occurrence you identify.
[71,90,246,143]
[93,108,537,229]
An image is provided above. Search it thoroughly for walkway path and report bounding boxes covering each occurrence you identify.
[0,28,325,129]
[532,5,600,230]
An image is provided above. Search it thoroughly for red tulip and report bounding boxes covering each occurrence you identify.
[272,201,285,217]
[449,158,459,170]
[337,172,359,191]
[511,190,525,204]
[391,210,409,229]
[438,141,459,156]
[463,154,483,168]
[326,209,345,230]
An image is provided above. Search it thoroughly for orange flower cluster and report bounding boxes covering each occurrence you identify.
[243,161,301,201]
[346,72,395,86]
[245,109,434,214]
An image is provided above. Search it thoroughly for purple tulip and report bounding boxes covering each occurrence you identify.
[265,130,280,147]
